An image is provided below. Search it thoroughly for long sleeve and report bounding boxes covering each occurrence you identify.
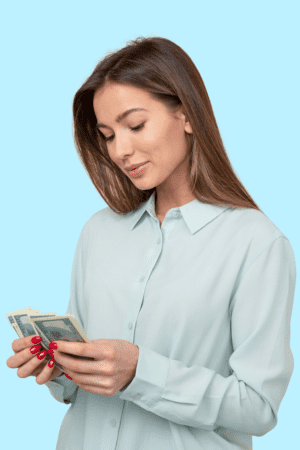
[119,236,296,437]
[38,193,296,449]
[45,222,89,404]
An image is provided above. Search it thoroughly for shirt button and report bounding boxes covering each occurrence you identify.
[110,418,117,427]
[173,212,178,217]
[135,393,141,399]
[128,322,133,330]
[139,275,145,282]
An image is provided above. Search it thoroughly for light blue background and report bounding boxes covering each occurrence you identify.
[1,1,299,448]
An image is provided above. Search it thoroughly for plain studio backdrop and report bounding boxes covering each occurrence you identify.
[1,1,299,449]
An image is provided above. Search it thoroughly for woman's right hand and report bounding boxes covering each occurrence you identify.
[6,335,64,384]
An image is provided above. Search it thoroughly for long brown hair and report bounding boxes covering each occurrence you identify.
[72,36,265,216]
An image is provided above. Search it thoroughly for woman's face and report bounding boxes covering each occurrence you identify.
[93,82,193,195]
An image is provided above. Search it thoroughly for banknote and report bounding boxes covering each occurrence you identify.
[29,315,93,362]
[7,308,93,372]
[6,307,40,338]
[6,308,63,369]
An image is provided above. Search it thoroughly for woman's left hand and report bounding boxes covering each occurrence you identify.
[50,339,140,396]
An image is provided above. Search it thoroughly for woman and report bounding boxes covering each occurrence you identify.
[7,36,296,449]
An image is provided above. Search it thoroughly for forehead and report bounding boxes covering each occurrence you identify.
[93,83,153,111]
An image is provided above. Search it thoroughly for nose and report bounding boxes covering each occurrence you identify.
[112,130,134,161]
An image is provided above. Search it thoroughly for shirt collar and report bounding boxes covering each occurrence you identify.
[128,191,229,235]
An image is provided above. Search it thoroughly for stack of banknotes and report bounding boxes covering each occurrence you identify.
[6,306,93,371]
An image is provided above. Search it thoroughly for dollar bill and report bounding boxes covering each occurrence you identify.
[6,307,39,338]
[29,315,93,362]
[6,309,63,370]
[7,308,93,372]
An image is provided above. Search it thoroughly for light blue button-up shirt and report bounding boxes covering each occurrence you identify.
[45,191,296,449]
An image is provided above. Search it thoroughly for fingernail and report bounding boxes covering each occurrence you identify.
[48,359,54,368]
[65,374,72,380]
[30,345,41,354]
[48,349,54,358]
[36,350,47,360]
[31,336,42,344]
[49,342,58,349]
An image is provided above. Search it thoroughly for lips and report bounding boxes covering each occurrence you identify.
[129,162,149,176]
[129,162,148,171]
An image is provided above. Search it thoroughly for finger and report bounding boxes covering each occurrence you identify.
[51,340,93,357]
[53,340,105,361]
[53,349,99,374]
[35,359,56,385]
[12,335,43,353]
[17,350,48,378]
[7,344,43,368]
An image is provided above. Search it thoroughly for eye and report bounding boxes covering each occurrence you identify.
[103,123,145,143]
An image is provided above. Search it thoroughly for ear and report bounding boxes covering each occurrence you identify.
[184,120,193,135]
[175,106,193,135]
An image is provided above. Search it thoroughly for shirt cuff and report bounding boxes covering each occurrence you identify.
[119,344,170,408]
[45,375,78,404]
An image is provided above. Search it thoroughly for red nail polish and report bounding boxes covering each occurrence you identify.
[36,350,47,360]
[48,359,54,368]
[48,349,54,358]
[65,374,72,380]
[30,345,41,354]
[31,336,42,344]
[49,342,58,349]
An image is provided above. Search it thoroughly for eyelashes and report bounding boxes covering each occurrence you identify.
[102,123,145,143]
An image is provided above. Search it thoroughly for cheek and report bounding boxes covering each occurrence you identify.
[144,125,173,161]
[145,120,166,142]
[144,127,158,144]
[169,121,184,141]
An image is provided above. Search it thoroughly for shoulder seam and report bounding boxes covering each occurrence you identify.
[242,235,288,278]
[229,235,289,314]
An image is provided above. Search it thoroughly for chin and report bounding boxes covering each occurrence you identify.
[134,181,156,191]
[136,185,153,191]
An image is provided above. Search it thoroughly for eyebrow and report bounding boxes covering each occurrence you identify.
[96,108,148,129]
